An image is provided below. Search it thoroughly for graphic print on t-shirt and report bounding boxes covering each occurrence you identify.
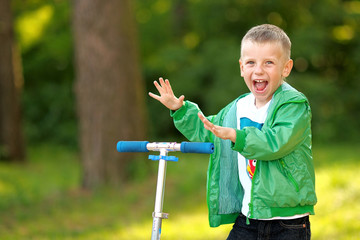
[240,117,264,180]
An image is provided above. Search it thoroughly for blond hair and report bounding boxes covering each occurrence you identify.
[241,24,291,59]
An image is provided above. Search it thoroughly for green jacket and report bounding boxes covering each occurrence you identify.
[171,82,317,227]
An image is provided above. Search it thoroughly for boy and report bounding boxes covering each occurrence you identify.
[149,24,317,239]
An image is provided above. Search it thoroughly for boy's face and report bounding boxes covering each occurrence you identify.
[239,40,293,108]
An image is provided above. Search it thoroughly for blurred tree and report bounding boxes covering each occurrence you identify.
[0,0,25,161]
[73,0,146,188]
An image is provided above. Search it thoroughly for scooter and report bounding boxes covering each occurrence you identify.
[117,141,214,240]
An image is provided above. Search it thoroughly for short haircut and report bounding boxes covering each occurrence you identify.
[241,24,291,59]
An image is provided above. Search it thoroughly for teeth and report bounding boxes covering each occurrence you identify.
[255,80,265,83]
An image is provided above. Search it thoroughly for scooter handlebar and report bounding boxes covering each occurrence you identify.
[180,142,214,154]
[117,141,149,152]
[116,141,214,154]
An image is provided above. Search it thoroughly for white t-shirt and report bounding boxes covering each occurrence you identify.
[236,94,271,217]
[236,93,309,220]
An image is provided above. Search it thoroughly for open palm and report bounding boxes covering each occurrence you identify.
[149,78,185,111]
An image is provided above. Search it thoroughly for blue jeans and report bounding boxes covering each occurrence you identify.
[226,214,311,240]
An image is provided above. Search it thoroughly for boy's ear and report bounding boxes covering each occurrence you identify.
[239,59,244,77]
[282,59,293,78]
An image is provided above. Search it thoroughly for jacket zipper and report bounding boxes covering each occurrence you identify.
[247,160,259,225]
[280,160,300,192]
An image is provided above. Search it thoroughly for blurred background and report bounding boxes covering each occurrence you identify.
[0,0,359,239]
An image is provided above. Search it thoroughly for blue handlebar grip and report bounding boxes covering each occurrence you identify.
[116,141,149,152]
[180,142,214,154]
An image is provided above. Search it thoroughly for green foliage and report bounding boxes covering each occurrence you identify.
[0,144,359,239]
[13,0,360,144]
[14,0,76,147]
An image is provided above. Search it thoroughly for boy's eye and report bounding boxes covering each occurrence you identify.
[246,61,255,65]
[265,61,274,65]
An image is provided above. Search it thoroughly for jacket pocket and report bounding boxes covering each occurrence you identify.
[278,160,300,192]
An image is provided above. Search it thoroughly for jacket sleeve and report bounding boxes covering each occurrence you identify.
[171,100,215,143]
[232,101,311,160]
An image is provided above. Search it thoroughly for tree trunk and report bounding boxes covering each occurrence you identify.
[73,0,146,188]
[0,0,26,161]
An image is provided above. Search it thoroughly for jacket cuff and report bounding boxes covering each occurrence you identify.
[170,101,188,119]
[231,129,246,152]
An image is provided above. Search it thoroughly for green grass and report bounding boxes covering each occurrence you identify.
[0,143,359,239]
[311,144,360,240]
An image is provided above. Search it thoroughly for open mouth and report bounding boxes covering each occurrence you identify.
[253,80,268,92]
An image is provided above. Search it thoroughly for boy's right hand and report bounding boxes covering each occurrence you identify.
[198,112,236,143]
[148,78,185,111]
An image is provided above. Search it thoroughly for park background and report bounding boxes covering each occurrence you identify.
[0,0,360,239]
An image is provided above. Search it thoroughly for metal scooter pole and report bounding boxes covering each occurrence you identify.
[151,148,168,240]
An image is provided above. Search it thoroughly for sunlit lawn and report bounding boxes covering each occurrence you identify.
[0,143,359,239]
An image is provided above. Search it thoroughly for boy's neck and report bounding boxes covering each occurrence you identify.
[254,98,271,109]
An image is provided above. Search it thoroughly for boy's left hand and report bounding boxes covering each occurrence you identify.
[198,112,236,143]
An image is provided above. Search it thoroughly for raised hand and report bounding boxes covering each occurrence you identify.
[198,112,236,142]
[149,78,185,111]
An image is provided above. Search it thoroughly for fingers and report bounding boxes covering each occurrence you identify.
[197,112,208,124]
[198,112,214,131]
[198,112,234,141]
[197,112,205,121]
[152,77,173,95]
[164,79,174,95]
[153,79,164,94]
[150,77,185,110]
[161,78,173,95]
[148,92,161,101]
[158,77,165,88]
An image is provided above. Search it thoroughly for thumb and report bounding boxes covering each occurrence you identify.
[178,95,185,103]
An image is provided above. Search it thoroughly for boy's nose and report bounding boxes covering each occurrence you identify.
[254,65,264,75]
